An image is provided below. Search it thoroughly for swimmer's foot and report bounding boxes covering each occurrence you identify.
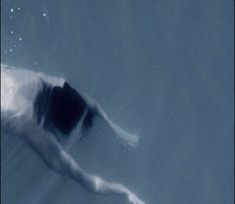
[125,190,146,204]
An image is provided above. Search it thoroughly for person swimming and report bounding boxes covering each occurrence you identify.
[1,64,145,204]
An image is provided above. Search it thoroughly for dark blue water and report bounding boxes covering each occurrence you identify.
[1,1,234,204]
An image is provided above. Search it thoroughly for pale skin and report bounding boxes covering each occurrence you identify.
[1,66,145,204]
[23,121,145,204]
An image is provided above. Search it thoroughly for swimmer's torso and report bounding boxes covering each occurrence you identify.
[1,65,65,127]
[1,64,88,137]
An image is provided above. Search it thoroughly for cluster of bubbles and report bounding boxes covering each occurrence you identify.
[4,6,47,58]
[4,7,23,57]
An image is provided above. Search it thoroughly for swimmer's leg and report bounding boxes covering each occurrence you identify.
[25,123,145,204]
[81,94,139,147]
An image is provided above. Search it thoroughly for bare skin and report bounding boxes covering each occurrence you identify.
[23,121,145,204]
[1,65,145,204]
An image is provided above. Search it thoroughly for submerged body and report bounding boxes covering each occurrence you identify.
[1,64,144,204]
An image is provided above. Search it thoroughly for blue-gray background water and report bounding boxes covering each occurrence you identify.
[1,0,234,204]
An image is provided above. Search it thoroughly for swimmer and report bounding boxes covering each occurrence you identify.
[1,64,145,204]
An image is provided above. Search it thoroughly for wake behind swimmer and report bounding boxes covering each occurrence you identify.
[1,64,145,204]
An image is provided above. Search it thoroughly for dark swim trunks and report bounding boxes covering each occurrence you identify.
[34,82,87,135]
